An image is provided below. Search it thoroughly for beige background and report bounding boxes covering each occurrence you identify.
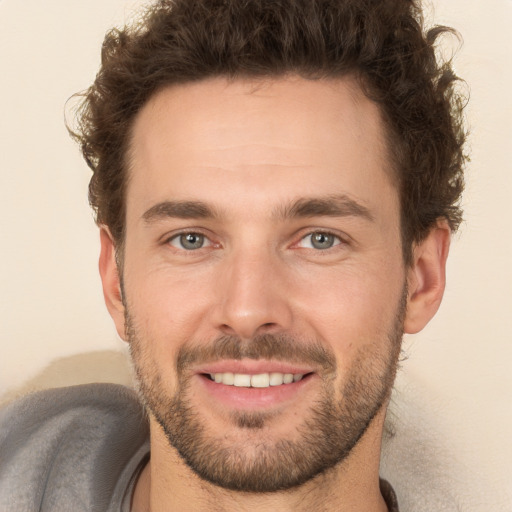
[0,0,511,509]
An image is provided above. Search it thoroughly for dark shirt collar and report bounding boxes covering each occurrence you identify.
[380,478,399,512]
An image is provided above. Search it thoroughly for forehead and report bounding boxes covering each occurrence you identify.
[127,76,397,221]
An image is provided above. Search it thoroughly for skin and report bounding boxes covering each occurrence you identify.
[99,76,450,511]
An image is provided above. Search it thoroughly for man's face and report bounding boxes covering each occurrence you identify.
[119,76,407,491]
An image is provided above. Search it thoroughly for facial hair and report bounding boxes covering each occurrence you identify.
[127,287,406,493]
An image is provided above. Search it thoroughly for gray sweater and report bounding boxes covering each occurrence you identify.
[0,384,149,512]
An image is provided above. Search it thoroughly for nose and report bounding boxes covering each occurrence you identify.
[214,248,293,340]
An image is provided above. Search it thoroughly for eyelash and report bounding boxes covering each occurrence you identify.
[164,228,348,253]
[295,231,344,251]
[166,230,213,251]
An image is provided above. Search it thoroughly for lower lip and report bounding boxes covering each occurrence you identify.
[197,373,314,409]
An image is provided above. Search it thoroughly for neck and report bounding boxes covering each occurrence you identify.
[132,409,389,512]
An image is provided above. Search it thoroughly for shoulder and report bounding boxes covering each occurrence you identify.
[0,383,149,512]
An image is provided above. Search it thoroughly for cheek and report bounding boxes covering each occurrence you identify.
[128,258,211,323]
[124,266,214,385]
[290,262,405,363]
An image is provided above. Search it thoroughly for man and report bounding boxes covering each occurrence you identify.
[0,0,466,510]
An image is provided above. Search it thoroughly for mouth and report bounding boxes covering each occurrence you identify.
[204,371,309,387]
[194,360,317,410]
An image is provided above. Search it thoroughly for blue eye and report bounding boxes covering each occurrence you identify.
[169,233,210,250]
[299,232,340,250]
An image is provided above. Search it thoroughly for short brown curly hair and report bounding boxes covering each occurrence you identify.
[70,0,467,264]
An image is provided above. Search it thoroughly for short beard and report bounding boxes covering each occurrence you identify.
[127,288,406,493]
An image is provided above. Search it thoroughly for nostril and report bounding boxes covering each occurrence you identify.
[220,324,237,335]
[217,309,288,339]
[259,322,280,334]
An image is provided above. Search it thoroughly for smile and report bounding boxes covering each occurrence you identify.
[207,372,305,388]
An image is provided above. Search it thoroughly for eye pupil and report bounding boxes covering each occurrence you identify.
[311,232,334,249]
[180,233,204,250]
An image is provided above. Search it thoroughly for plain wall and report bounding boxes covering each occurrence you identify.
[1,0,511,509]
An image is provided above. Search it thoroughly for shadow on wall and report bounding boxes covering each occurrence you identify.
[381,376,495,511]
[0,350,134,406]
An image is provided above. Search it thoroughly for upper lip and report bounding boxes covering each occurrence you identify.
[195,359,315,375]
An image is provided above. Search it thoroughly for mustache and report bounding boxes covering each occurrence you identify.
[176,334,336,374]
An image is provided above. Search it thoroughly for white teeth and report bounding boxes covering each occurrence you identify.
[283,373,294,384]
[269,372,285,386]
[209,372,304,388]
[222,372,234,385]
[251,373,270,388]
[233,374,251,387]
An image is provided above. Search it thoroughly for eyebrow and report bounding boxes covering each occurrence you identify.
[142,200,219,223]
[273,194,374,222]
[142,194,374,224]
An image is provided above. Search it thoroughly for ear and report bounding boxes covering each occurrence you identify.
[99,227,127,341]
[404,220,451,334]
